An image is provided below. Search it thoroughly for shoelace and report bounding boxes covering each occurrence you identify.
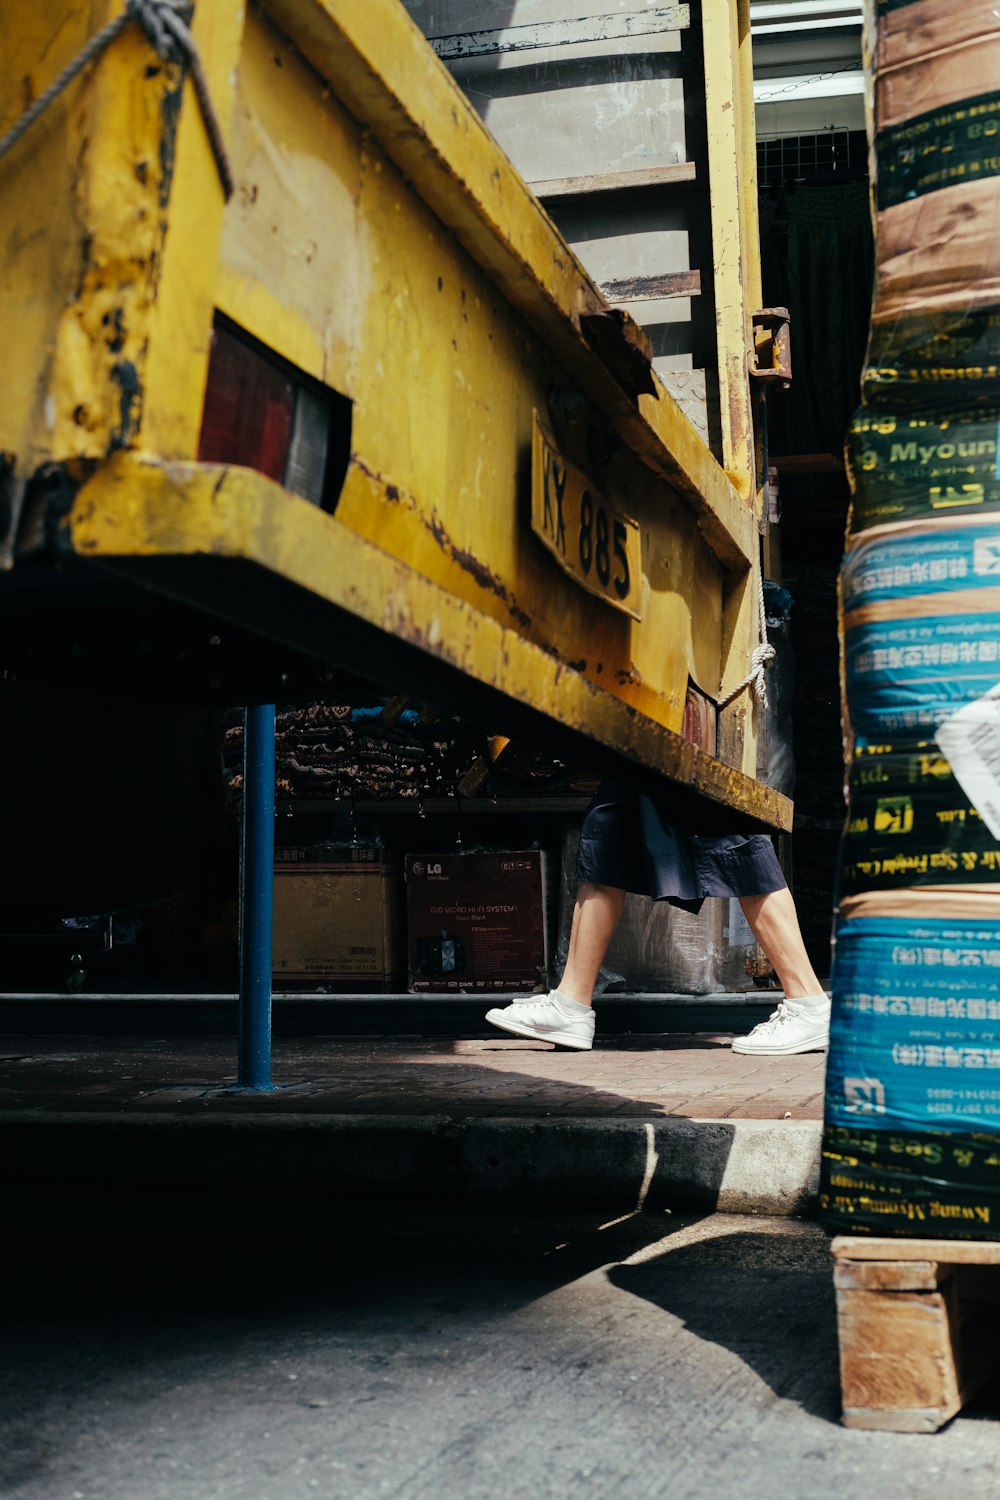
[508,997,552,1017]
[749,1002,791,1036]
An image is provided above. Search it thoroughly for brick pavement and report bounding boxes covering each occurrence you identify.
[0,1033,827,1121]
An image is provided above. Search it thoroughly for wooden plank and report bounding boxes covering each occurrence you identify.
[274,797,594,815]
[834,1261,944,1292]
[600,269,702,304]
[832,1234,1000,1431]
[838,1258,1000,1295]
[833,1236,1000,1265]
[429,7,690,61]
[531,161,697,200]
[837,1284,963,1432]
[769,452,844,474]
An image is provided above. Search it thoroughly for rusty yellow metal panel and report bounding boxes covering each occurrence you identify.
[138,2,245,461]
[0,1,245,470]
[69,452,791,829]
[215,6,360,397]
[192,2,741,740]
[701,0,757,499]
[0,0,788,829]
[0,2,170,474]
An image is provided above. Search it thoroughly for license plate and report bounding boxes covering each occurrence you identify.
[531,412,642,621]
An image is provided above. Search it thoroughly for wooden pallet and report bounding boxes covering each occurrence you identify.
[832,1235,1000,1432]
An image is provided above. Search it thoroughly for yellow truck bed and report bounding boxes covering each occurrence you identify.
[0,0,789,831]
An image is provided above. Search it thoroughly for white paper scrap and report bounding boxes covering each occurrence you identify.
[936,683,1000,840]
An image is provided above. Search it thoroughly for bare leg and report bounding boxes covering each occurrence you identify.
[738,888,825,999]
[557,881,626,1007]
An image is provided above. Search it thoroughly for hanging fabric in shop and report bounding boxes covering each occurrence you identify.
[785,177,874,458]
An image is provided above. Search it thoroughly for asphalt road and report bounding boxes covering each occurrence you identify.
[4,1205,999,1500]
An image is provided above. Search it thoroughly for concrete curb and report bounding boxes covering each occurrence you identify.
[0,1111,822,1217]
[448,1116,821,1216]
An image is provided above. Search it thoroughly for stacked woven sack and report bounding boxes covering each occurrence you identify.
[224,704,481,801]
[820,0,1000,1238]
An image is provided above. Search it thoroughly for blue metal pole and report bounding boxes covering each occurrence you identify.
[237,702,277,1090]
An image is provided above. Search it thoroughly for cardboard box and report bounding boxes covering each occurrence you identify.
[272,847,401,990]
[405,850,550,992]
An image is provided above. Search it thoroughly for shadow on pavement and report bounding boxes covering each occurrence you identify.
[610,1226,1000,1431]
[609,1227,841,1422]
[0,1204,695,1495]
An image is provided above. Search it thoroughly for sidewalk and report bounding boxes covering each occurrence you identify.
[0,1032,826,1118]
[0,1028,827,1218]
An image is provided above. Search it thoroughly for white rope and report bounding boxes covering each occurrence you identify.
[0,1,233,198]
[718,560,776,711]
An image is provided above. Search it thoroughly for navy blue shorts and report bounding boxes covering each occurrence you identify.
[575,777,787,913]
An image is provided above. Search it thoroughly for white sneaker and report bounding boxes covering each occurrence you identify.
[485,991,595,1050]
[731,997,830,1056]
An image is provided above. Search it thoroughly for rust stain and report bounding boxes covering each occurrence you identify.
[108,360,142,453]
[157,68,185,209]
[446,536,506,601]
[728,382,747,455]
[103,307,126,355]
[351,455,534,632]
[344,468,664,695]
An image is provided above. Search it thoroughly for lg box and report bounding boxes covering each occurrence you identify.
[405,850,550,992]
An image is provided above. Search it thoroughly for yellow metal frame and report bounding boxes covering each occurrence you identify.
[72,452,791,828]
[0,0,788,830]
[702,0,759,499]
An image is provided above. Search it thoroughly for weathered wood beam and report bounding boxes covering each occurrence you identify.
[601,269,702,303]
[532,161,697,200]
[430,7,690,61]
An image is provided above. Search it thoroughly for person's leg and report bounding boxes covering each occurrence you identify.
[558,881,626,1006]
[738,887,824,1000]
[732,887,829,1056]
[484,881,625,1048]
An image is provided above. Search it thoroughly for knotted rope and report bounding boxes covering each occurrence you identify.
[718,561,776,711]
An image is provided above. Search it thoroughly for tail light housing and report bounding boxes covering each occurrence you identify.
[197,316,350,512]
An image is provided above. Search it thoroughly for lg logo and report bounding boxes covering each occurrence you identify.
[412,861,444,876]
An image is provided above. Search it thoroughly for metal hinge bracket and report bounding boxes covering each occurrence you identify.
[749,307,792,391]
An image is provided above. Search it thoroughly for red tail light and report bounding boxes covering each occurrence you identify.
[197,318,350,511]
